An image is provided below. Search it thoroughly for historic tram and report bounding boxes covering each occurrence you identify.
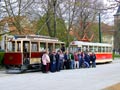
[69,41,113,63]
[4,35,65,72]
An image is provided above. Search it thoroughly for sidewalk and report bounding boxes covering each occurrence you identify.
[103,83,120,90]
[112,58,120,63]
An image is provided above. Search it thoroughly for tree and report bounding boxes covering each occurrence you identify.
[0,0,34,35]
[35,13,68,42]
[57,0,104,44]
[31,0,105,45]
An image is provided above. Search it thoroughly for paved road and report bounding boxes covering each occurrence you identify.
[0,59,120,90]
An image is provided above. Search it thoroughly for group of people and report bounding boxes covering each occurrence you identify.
[41,49,96,73]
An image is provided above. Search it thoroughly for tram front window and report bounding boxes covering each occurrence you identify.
[6,41,13,52]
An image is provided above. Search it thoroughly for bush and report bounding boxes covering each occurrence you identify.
[0,51,5,65]
[114,54,120,58]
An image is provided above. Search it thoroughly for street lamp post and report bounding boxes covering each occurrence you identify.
[99,13,102,43]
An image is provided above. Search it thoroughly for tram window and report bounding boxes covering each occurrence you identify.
[31,42,38,52]
[17,41,21,51]
[48,43,53,52]
[101,47,105,52]
[55,44,60,52]
[89,46,93,52]
[98,47,101,52]
[94,46,98,52]
[40,42,46,51]
[106,47,108,52]
[103,47,105,52]
[12,42,15,52]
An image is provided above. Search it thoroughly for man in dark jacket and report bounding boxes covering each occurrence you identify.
[61,44,65,52]
[49,51,57,72]
[64,51,70,69]
[56,50,60,71]
[90,52,96,68]
[84,52,90,68]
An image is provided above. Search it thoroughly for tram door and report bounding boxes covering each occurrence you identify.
[23,41,30,65]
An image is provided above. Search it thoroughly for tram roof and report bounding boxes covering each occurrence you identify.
[70,41,112,47]
[9,35,65,43]
[14,35,58,39]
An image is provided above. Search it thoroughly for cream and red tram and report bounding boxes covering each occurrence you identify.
[69,41,113,63]
[4,35,65,72]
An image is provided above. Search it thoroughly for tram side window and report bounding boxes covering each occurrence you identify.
[31,42,38,52]
[94,46,98,52]
[103,47,105,52]
[98,47,101,52]
[17,41,21,51]
[12,42,15,52]
[48,43,53,52]
[106,47,108,52]
[89,46,93,52]
[40,42,46,51]
[101,47,105,52]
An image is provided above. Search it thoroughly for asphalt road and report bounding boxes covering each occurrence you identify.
[0,59,120,90]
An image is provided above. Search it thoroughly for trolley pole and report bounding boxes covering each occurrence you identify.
[99,13,102,43]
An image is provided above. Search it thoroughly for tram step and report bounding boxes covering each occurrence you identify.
[6,69,22,74]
